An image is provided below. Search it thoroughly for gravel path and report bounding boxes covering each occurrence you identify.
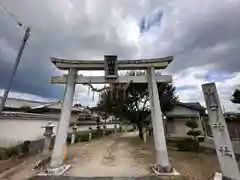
[65,132,150,177]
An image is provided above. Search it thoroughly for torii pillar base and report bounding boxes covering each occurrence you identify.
[38,164,71,176]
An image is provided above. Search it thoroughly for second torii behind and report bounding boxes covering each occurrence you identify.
[49,55,174,174]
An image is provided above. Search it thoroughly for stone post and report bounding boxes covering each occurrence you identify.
[142,127,147,143]
[103,124,106,136]
[88,126,92,141]
[42,121,55,155]
[147,67,172,172]
[114,124,117,134]
[71,124,78,144]
[124,124,127,133]
[50,68,77,169]
[202,83,240,180]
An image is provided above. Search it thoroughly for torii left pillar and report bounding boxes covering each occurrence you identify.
[50,68,77,169]
[147,67,172,172]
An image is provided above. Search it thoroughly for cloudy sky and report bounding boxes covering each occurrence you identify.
[0,0,240,111]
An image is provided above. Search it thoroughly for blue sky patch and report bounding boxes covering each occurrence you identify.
[204,71,233,82]
[139,8,163,34]
[176,85,196,92]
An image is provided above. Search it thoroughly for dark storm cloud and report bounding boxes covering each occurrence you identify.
[1,0,240,104]
[0,56,64,98]
[149,0,240,74]
[0,0,138,99]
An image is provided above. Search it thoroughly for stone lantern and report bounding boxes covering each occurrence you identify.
[71,124,78,144]
[42,121,55,154]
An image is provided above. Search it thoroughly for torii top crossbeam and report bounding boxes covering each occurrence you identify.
[50,56,173,70]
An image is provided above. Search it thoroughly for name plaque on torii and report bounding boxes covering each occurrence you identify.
[48,55,176,175]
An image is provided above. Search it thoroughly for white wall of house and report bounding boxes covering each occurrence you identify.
[41,112,79,122]
[0,118,119,148]
[0,119,59,147]
[166,105,204,137]
[171,120,188,137]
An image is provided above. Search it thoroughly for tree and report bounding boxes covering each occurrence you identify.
[185,120,201,150]
[20,105,31,112]
[231,89,240,104]
[74,103,82,107]
[97,70,178,139]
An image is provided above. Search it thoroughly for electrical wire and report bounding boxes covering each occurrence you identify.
[0,2,26,29]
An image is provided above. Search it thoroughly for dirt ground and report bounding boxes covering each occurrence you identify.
[66,132,150,177]
[0,154,46,180]
[66,132,218,179]
[0,132,219,180]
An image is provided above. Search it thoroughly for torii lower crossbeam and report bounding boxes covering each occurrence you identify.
[51,75,172,84]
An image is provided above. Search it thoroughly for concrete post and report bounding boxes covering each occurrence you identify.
[88,127,92,141]
[142,127,147,143]
[202,83,240,180]
[71,124,78,144]
[103,124,106,136]
[124,124,127,133]
[42,121,55,155]
[50,68,77,168]
[114,124,117,134]
[147,67,171,172]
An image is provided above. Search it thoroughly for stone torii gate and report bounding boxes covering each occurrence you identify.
[49,55,174,174]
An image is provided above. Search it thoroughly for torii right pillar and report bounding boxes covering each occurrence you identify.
[202,83,240,180]
[147,67,172,173]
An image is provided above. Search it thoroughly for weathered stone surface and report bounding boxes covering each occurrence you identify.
[28,175,183,180]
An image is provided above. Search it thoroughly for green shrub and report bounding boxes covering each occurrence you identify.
[20,105,31,112]
[104,130,112,136]
[176,138,197,151]
[66,136,72,144]
[185,121,199,129]
[5,146,20,157]
[185,121,201,141]
[75,134,81,143]
[20,140,31,155]
[0,149,6,159]
[92,130,102,138]
[80,134,89,142]
[197,136,205,142]
[185,120,202,151]
[187,130,201,138]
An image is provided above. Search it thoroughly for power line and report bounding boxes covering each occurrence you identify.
[0,27,31,114]
[0,2,26,29]
[0,3,31,114]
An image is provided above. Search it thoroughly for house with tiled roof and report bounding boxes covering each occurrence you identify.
[0,97,46,112]
[165,102,206,137]
[0,97,103,147]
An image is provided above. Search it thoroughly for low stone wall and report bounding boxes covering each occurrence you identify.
[0,116,120,148]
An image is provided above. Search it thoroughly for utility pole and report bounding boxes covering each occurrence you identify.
[0,27,31,114]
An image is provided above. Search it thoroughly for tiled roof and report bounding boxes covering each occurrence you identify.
[177,102,205,112]
[0,97,47,108]
[31,101,83,112]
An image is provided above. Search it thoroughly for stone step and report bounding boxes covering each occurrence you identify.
[28,175,185,180]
